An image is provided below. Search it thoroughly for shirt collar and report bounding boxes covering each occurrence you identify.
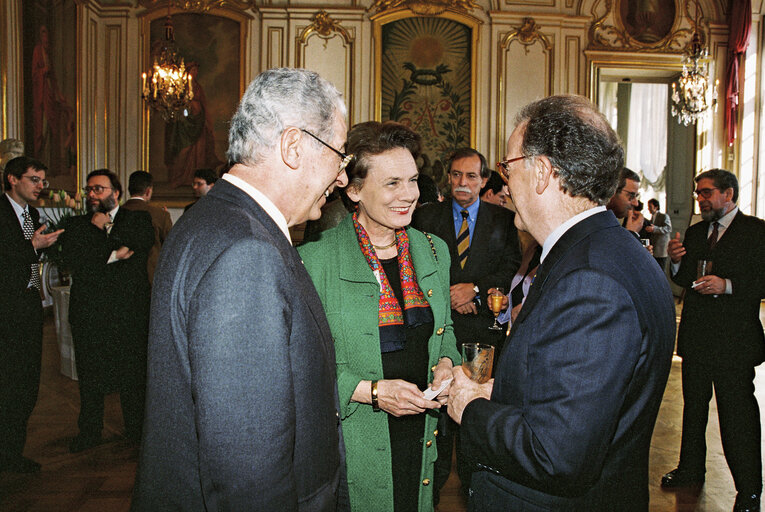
[6,192,27,219]
[223,173,291,243]
[107,205,119,219]
[541,206,606,263]
[716,205,738,230]
[452,198,480,219]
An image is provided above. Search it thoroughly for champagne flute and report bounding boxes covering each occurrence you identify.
[488,287,505,331]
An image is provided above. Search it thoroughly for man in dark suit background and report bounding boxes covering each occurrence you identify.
[448,95,675,511]
[661,169,765,512]
[132,68,351,511]
[0,156,62,473]
[412,148,520,350]
[645,198,671,270]
[60,169,154,452]
[412,148,521,501]
[123,170,172,285]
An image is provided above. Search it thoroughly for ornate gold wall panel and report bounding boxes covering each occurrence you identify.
[296,11,355,126]
[496,17,553,160]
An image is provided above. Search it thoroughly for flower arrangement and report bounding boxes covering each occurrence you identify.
[40,189,86,269]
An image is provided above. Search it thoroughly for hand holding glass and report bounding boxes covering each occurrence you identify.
[488,287,505,331]
[461,343,494,384]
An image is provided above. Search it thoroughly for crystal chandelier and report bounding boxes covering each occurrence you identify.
[671,5,717,125]
[141,15,193,121]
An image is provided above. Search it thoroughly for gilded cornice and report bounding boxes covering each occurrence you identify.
[138,0,254,13]
[370,0,479,17]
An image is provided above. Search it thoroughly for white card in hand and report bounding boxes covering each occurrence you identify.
[423,378,453,401]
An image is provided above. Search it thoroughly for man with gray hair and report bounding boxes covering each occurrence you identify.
[448,95,675,510]
[132,68,350,511]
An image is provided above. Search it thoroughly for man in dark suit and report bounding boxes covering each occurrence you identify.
[660,169,765,512]
[0,156,62,473]
[123,170,172,285]
[448,95,676,511]
[132,68,350,511]
[60,169,154,452]
[412,148,520,500]
[412,148,520,350]
[645,198,671,270]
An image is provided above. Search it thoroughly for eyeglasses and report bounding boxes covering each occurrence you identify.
[496,156,527,182]
[23,175,50,188]
[83,185,113,194]
[623,190,640,201]
[693,187,718,199]
[301,129,354,174]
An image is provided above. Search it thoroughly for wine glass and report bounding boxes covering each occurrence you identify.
[488,287,505,331]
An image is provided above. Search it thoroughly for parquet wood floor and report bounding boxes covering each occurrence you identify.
[1,307,764,511]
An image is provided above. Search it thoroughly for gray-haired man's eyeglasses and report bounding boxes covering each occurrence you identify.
[301,129,354,174]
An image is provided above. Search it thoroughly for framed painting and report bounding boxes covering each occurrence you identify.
[372,10,479,191]
[141,9,247,205]
[22,0,79,193]
[618,0,676,45]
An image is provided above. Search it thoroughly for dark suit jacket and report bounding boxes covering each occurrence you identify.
[673,210,765,368]
[122,198,172,284]
[0,194,41,309]
[461,211,676,511]
[412,200,521,345]
[61,208,153,336]
[132,179,345,511]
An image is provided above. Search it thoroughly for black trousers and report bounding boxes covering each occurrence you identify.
[0,288,43,462]
[71,324,147,439]
[679,360,762,494]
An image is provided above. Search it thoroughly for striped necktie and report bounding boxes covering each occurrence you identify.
[457,209,470,269]
[708,221,720,250]
[22,210,41,290]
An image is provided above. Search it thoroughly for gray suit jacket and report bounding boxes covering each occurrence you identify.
[132,179,346,511]
[649,211,672,258]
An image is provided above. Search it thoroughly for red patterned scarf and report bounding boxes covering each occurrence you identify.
[353,212,433,352]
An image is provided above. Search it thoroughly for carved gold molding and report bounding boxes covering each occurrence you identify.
[370,0,479,17]
[588,0,704,53]
[138,0,254,13]
[297,10,352,46]
[501,17,551,54]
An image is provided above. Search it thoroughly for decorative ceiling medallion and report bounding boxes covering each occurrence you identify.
[504,18,551,54]
[139,0,254,13]
[370,0,479,17]
[587,0,704,53]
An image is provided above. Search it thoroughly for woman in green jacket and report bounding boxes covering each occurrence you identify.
[298,121,460,511]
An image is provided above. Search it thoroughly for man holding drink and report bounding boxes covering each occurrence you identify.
[661,169,765,512]
[447,95,676,511]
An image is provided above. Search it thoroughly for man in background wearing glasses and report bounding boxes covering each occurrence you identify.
[0,156,62,473]
[661,169,765,512]
[59,169,154,453]
[607,166,646,236]
[412,147,521,502]
[448,95,675,511]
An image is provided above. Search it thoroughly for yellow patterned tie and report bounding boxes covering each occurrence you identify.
[457,209,470,268]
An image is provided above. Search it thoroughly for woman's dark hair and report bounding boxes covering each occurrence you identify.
[344,121,421,191]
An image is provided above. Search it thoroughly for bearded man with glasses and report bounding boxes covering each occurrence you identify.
[661,169,765,512]
[59,168,154,453]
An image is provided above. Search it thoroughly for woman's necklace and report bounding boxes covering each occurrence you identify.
[372,239,397,250]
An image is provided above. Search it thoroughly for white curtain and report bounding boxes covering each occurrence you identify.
[625,83,667,184]
[598,81,619,131]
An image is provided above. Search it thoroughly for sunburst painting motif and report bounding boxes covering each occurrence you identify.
[381,17,471,188]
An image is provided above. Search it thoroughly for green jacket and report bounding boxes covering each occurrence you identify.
[298,214,460,512]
